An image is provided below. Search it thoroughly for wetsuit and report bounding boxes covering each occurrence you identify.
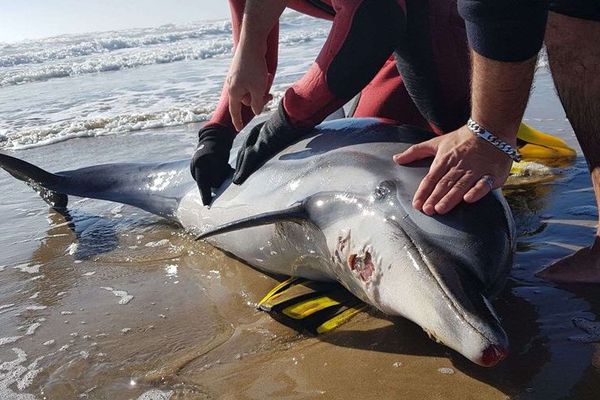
[209,0,471,136]
[459,0,600,62]
[192,0,471,203]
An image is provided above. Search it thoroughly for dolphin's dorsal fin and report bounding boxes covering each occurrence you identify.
[196,203,308,240]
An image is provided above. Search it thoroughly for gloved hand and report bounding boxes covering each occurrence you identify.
[232,102,310,184]
[190,125,236,205]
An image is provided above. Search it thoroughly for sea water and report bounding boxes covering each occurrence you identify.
[0,11,329,149]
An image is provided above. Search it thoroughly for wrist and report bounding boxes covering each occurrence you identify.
[469,114,518,146]
[237,33,268,58]
[466,118,521,162]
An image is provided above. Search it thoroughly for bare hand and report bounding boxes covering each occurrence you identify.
[227,45,272,131]
[393,126,513,215]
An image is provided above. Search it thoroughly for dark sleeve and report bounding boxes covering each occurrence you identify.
[458,0,548,62]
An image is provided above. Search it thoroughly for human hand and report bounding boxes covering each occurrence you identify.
[190,125,236,205]
[232,102,309,185]
[227,43,273,131]
[393,126,514,215]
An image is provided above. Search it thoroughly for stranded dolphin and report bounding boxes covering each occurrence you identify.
[0,118,515,366]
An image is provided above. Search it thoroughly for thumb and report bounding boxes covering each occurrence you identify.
[250,94,265,116]
[241,93,252,107]
[393,140,437,165]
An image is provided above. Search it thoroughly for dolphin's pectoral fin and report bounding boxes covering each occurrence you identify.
[196,190,369,241]
[0,153,68,209]
[195,203,309,240]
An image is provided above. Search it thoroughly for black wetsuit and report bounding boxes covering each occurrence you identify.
[459,0,600,62]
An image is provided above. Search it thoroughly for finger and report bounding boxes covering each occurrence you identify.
[233,151,258,185]
[241,93,251,107]
[189,159,197,181]
[463,176,494,204]
[250,93,265,116]
[197,178,213,206]
[412,160,448,214]
[229,97,243,132]
[393,140,437,165]
[234,147,247,176]
[434,173,478,214]
[421,170,466,215]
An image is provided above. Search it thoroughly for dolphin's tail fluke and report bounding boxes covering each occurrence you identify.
[0,153,68,209]
[0,153,193,221]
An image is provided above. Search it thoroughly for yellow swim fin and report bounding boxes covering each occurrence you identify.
[516,123,576,160]
[257,277,366,335]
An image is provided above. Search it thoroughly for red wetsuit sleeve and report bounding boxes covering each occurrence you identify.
[283,0,406,128]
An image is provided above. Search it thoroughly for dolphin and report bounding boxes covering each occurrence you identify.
[0,118,515,367]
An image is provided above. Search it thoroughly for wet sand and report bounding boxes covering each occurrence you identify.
[1,70,599,399]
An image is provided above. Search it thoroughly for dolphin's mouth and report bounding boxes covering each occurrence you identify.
[388,218,509,366]
[481,344,509,367]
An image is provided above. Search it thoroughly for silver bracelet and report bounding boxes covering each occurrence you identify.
[467,118,522,162]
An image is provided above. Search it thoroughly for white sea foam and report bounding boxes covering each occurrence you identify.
[2,105,212,150]
[13,263,41,274]
[0,304,15,313]
[101,287,134,305]
[0,348,38,400]
[165,265,178,277]
[25,305,47,311]
[0,39,233,87]
[138,389,174,400]
[145,239,170,248]
[0,23,325,88]
[25,323,41,336]
[0,21,233,68]
[0,336,22,346]
[0,11,329,150]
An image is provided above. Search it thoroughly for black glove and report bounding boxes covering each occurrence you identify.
[190,125,236,205]
[232,102,310,185]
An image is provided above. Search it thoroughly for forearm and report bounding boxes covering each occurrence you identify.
[240,0,288,51]
[470,51,537,143]
[458,0,544,142]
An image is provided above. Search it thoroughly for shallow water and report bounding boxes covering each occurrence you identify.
[0,67,599,399]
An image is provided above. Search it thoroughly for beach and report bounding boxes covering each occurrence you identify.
[1,12,599,400]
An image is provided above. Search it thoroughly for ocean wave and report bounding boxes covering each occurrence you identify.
[0,29,327,87]
[0,106,213,150]
[0,40,233,87]
[0,21,232,68]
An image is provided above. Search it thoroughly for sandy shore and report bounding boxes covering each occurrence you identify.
[0,70,599,399]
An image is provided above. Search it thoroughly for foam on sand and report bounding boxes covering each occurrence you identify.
[101,287,134,305]
[13,264,41,274]
[137,389,174,400]
[0,348,39,399]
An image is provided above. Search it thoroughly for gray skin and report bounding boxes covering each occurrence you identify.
[0,118,515,366]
